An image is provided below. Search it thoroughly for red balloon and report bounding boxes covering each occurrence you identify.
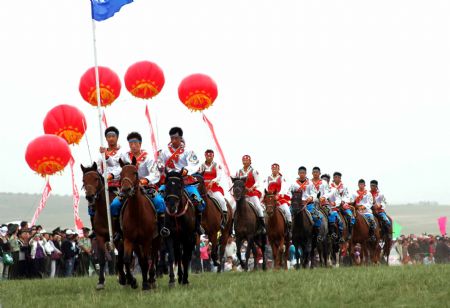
[79,66,121,107]
[178,74,218,111]
[43,104,87,145]
[25,135,72,176]
[124,61,165,99]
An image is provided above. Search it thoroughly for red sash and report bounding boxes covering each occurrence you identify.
[296,179,309,192]
[371,190,384,213]
[330,181,343,194]
[355,190,367,205]
[312,179,322,191]
[128,151,147,168]
[105,146,120,160]
[165,145,184,169]
[239,168,262,198]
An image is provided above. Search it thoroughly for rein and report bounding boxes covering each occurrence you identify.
[82,171,105,202]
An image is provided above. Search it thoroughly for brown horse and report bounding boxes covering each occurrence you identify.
[119,158,159,290]
[231,177,266,271]
[81,162,133,290]
[263,190,288,270]
[375,214,393,265]
[350,207,381,265]
[163,170,196,286]
[194,175,233,273]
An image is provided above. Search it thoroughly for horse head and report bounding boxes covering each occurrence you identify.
[290,191,304,214]
[231,176,246,201]
[164,170,184,215]
[119,158,139,198]
[263,189,278,216]
[81,162,103,206]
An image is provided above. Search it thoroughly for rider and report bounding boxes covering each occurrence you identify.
[110,132,169,238]
[288,166,323,242]
[322,174,344,242]
[369,180,391,238]
[95,126,124,235]
[263,163,292,238]
[351,179,377,242]
[330,172,355,240]
[158,127,205,235]
[198,149,228,230]
[306,167,329,242]
[236,155,266,235]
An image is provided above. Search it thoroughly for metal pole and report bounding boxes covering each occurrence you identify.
[91,19,114,245]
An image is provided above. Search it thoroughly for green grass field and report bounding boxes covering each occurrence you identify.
[1,265,449,308]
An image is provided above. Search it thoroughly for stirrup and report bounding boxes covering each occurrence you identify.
[160,227,170,238]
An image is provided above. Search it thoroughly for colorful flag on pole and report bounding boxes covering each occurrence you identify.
[145,104,158,161]
[91,0,133,22]
[437,216,447,236]
[31,179,52,226]
[202,113,231,178]
[393,221,402,238]
[70,158,84,234]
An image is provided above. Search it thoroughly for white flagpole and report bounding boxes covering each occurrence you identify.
[91,18,114,245]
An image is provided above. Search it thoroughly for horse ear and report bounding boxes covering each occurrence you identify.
[80,164,86,174]
[119,158,125,168]
[264,188,268,194]
[132,156,137,166]
[230,176,236,182]
[317,192,321,198]
[92,162,97,171]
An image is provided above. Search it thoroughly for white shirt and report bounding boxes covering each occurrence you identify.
[97,146,125,181]
[198,161,223,183]
[158,144,200,175]
[371,190,387,210]
[288,178,310,201]
[122,151,160,185]
[307,179,330,202]
[350,190,374,213]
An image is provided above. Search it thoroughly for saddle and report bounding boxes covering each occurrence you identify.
[207,194,224,214]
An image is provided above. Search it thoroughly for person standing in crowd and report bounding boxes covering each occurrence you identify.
[29,232,47,278]
[61,230,77,277]
[0,226,11,280]
[78,227,92,276]
[44,232,61,278]
[17,229,31,278]
[7,225,20,279]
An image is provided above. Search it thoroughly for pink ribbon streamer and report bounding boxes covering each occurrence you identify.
[145,104,158,161]
[102,110,108,128]
[202,112,231,178]
[31,179,52,226]
[70,158,84,234]
[438,216,447,236]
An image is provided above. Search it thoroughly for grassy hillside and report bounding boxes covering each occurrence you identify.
[1,265,449,308]
[0,192,448,234]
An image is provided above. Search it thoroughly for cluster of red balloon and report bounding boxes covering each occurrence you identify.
[25,105,87,177]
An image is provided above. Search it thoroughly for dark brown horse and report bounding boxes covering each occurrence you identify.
[231,177,266,271]
[119,158,159,290]
[81,162,132,290]
[263,190,288,270]
[375,214,393,265]
[163,170,196,286]
[194,175,233,273]
[350,207,381,265]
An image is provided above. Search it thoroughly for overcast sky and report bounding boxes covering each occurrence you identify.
[1,1,450,205]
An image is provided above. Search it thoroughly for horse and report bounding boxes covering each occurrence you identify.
[193,174,233,273]
[322,204,348,266]
[290,191,328,268]
[231,177,267,271]
[118,158,159,290]
[350,207,382,265]
[163,170,197,286]
[375,214,393,265]
[81,162,133,290]
[263,190,288,270]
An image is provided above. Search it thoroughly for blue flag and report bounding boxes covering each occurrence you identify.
[91,0,133,22]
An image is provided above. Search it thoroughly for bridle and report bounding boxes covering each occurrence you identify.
[120,165,139,197]
[165,176,190,217]
[264,193,278,217]
[82,171,104,205]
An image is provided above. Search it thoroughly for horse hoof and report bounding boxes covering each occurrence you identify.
[169,281,175,288]
[150,282,157,289]
[130,278,138,289]
[142,283,150,291]
[96,283,105,290]
[182,281,189,286]
[118,277,126,286]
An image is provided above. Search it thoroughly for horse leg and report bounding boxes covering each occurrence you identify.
[136,247,150,291]
[165,237,176,287]
[271,242,279,270]
[251,239,259,271]
[210,233,219,268]
[245,240,253,271]
[236,237,246,271]
[182,236,195,285]
[115,242,126,286]
[96,237,107,290]
[261,236,267,271]
[123,239,138,289]
[149,240,159,289]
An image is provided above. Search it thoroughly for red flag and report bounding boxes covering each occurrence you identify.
[70,158,84,234]
[202,113,231,178]
[31,179,52,226]
[102,110,108,128]
[145,104,158,161]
